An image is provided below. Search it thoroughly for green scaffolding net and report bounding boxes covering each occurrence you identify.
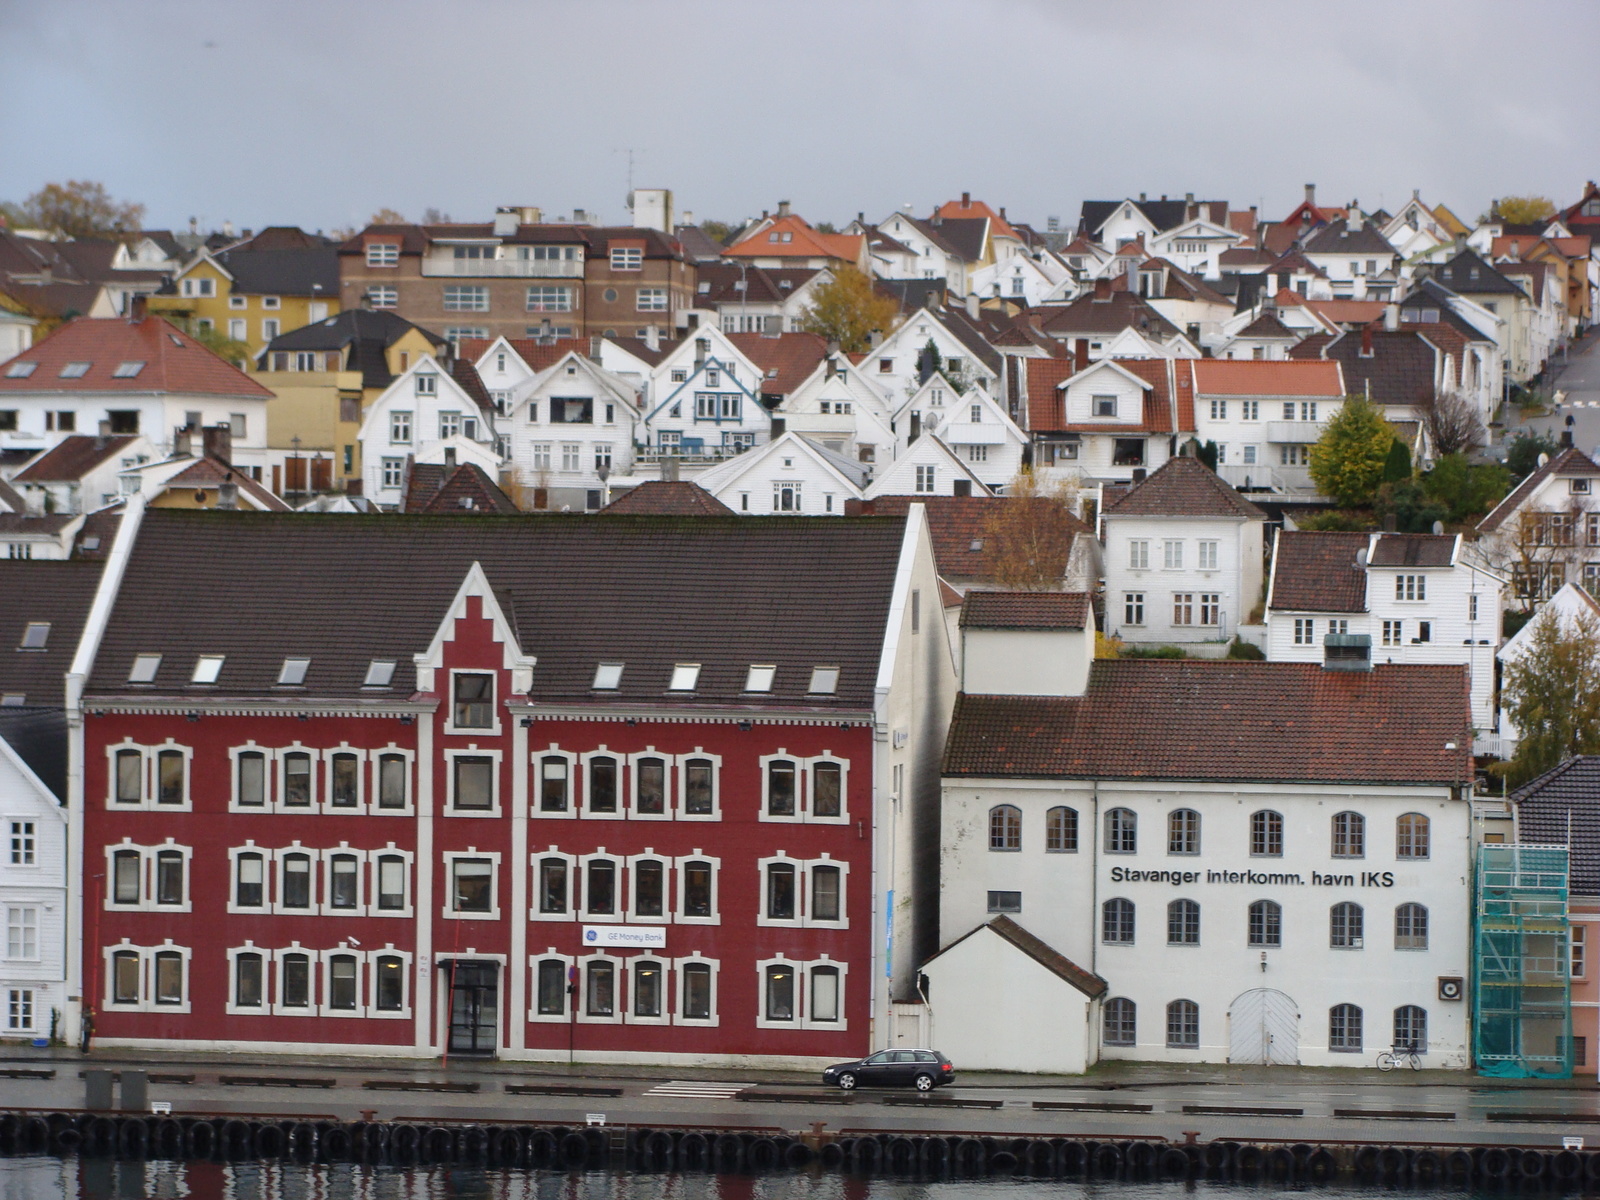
[1473,844,1572,1078]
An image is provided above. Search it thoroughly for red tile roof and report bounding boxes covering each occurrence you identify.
[960,591,1090,630]
[1368,533,1456,567]
[846,494,1090,585]
[600,481,735,516]
[13,435,140,483]
[943,661,1473,785]
[0,316,273,398]
[1026,358,1195,435]
[1268,531,1370,612]
[460,338,591,374]
[726,332,828,396]
[932,196,1021,242]
[406,462,520,514]
[1104,455,1264,519]
[1192,359,1344,397]
[724,215,864,264]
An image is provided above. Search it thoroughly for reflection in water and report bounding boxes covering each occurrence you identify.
[0,1159,1489,1200]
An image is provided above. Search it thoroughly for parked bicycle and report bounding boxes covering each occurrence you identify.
[1376,1043,1422,1071]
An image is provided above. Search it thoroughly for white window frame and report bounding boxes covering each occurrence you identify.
[531,745,579,820]
[1198,541,1219,571]
[442,849,502,921]
[276,743,320,811]
[756,853,805,927]
[320,844,366,916]
[322,744,368,814]
[368,946,414,1019]
[578,851,625,920]
[105,740,193,812]
[579,747,625,820]
[673,953,720,1026]
[103,940,192,1014]
[624,955,672,1025]
[1128,540,1149,570]
[7,819,38,869]
[226,942,270,1015]
[759,751,804,823]
[528,949,576,1022]
[366,242,399,268]
[272,943,319,1016]
[274,844,320,915]
[443,746,502,817]
[627,748,673,822]
[370,845,415,918]
[675,851,721,925]
[530,847,578,921]
[805,854,850,929]
[1163,540,1184,570]
[676,748,722,820]
[103,839,192,913]
[576,951,624,1024]
[445,668,502,736]
[320,947,367,1018]
[5,905,40,961]
[753,955,850,1031]
[625,851,672,924]
[227,842,272,914]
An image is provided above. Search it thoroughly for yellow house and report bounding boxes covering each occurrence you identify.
[252,308,447,494]
[148,228,340,362]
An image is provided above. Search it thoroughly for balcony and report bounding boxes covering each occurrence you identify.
[635,444,752,467]
[419,256,583,278]
[1265,420,1327,443]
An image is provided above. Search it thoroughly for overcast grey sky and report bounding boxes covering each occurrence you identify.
[2,0,1595,236]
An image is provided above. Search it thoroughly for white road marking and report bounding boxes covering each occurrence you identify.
[643,1080,748,1099]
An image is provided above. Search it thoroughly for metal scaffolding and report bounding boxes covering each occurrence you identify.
[1473,844,1572,1078]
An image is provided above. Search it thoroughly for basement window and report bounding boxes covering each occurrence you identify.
[277,657,310,686]
[808,666,840,695]
[744,665,776,693]
[128,654,162,683]
[191,655,225,684]
[363,660,396,688]
[18,622,49,650]
[668,663,701,692]
[593,662,624,690]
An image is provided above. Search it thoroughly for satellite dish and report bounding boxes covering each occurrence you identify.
[1356,549,1368,568]
[1538,452,1550,467]
[1432,520,1445,535]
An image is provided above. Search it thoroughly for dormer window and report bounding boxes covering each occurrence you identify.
[129,654,161,684]
[364,660,396,688]
[668,663,701,692]
[191,655,225,684]
[744,665,776,693]
[19,622,49,650]
[808,666,840,695]
[1093,395,1117,418]
[593,662,624,690]
[277,657,310,686]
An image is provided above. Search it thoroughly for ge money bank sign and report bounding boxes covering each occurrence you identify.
[583,926,668,948]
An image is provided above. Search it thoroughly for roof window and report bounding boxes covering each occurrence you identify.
[191,655,225,684]
[18,622,49,650]
[59,362,90,378]
[744,664,776,693]
[363,660,396,688]
[128,654,162,683]
[277,657,310,685]
[5,362,36,378]
[0,693,23,707]
[112,361,146,378]
[593,662,624,690]
[808,666,840,695]
[169,334,185,347]
[668,663,701,691]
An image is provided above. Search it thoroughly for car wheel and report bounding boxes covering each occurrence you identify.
[914,1073,935,1092]
[837,1072,857,1091]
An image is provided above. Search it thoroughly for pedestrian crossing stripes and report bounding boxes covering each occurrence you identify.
[643,1080,748,1099]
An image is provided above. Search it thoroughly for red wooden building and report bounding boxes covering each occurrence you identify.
[68,504,952,1065]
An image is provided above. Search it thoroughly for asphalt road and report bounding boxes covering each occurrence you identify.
[7,1051,1600,1149]
[1503,327,1600,454]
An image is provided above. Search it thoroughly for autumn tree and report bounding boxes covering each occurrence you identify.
[981,469,1081,590]
[1419,387,1485,456]
[1309,396,1395,508]
[369,208,406,225]
[698,219,734,244]
[1492,196,1557,225]
[14,180,143,238]
[1496,605,1600,785]
[800,265,900,353]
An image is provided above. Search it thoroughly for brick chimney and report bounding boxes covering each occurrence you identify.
[1074,338,1090,372]
[961,191,971,208]
[1360,322,1375,358]
[1093,277,1112,300]
[202,423,232,464]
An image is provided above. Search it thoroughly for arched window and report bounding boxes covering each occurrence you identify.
[1332,811,1365,858]
[1166,999,1199,1048]
[1330,902,1364,948]
[1395,902,1429,950]
[989,804,1021,851]
[1396,813,1430,859]
[1045,806,1078,852]
[1250,810,1283,857]
[1329,1003,1363,1052]
[1168,808,1200,855]
[1393,1005,1427,1053]
[1167,898,1200,945]
[1102,897,1135,944]
[1103,997,1136,1046]
[1248,899,1281,947]
[1105,807,1137,854]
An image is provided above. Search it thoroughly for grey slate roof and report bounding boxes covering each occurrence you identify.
[0,560,104,708]
[1103,455,1265,520]
[1430,250,1526,296]
[1302,219,1399,258]
[87,509,906,710]
[1513,756,1600,895]
[212,246,340,297]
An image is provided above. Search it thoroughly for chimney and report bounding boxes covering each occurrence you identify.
[694,337,708,368]
[1349,207,1363,233]
[1384,303,1399,331]
[444,446,457,467]
[1361,322,1374,357]
[1138,192,1147,203]
[776,200,791,218]
[217,475,239,511]
[1093,277,1112,300]
[1323,632,1372,672]
[953,479,972,497]
[644,325,660,351]
[1131,467,1147,483]
[1382,512,1397,533]
[588,335,604,362]
[1304,183,1316,207]
[1074,338,1090,372]
[961,192,971,207]
[201,423,232,464]
[770,417,786,437]
[1185,192,1194,204]
[493,208,519,237]
[129,294,148,321]
[869,330,883,349]
[965,293,978,319]
[173,428,193,458]
[660,457,680,482]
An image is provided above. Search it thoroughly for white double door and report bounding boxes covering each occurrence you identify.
[1228,987,1299,1065]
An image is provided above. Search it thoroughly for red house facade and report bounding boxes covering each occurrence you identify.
[69,505,952,1065]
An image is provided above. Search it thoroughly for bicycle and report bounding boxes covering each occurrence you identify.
[1376,1044,1421,1071]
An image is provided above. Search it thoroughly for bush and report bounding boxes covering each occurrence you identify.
[1226,638,1265,660]
[1120,644,1187,659]
[1420,453,1512,523]
[1294,509,1370,532]
[1506,431,1560,482]
[1375,478,1448,533]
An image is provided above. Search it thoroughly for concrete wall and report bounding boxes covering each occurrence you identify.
[962,628,1091,697]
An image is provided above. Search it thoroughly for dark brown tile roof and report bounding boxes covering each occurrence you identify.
[1478,447,1600,533]
[87,509,907,709]
[0,560,104,707]
[1268,531,1370,612]
[1368,533,1456,567]
[0,513,73,536]
[931,915,1106,998]
[960,591,1089,630]
[1512,756,1600,894]
[1103,455,1264,519]
[726,332,828,396]
[1293,328,1438,407]
[401,462,519,514]
[1032,292,1180,340]
[1236,311,1296,339]
[449,359,497,420]
[0,316,273,398]
[846,495,1090,586]
[13,435,140,483]
[159,456,292,511]
[944,661,1473,785]
[600,481,735,516]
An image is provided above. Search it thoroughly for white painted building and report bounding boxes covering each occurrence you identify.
[1022,356,1192,488]
[778,358,897,470]
[860,310,999,418]
[863,435,991,501]
[692,429,869,515]
[501,351,641,511]
[891,377,1025,492]
[632,328,771,463]
[934,629,1477,1072]
[356,354,501,507]
[0,730,67,1044]
[1266,531,1504,731]
[1190,359,1347,494]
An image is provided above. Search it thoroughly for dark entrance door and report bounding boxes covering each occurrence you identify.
[448,961,499,1055]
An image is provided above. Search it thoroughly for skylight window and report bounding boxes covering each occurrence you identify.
[59,362,90,378]
[363,660,396,688]
[128,654,162,683]
[0,693,23,707]
[19,622,49,650]
[808,666,840,695]
[278,657,310,685]
[668,663,701,691]
[191,655,225,684]
[169,334,185,347]
[112,361,146,378]
[5,362,36,378]
[593,662,624,690]
[744,664,776,692]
